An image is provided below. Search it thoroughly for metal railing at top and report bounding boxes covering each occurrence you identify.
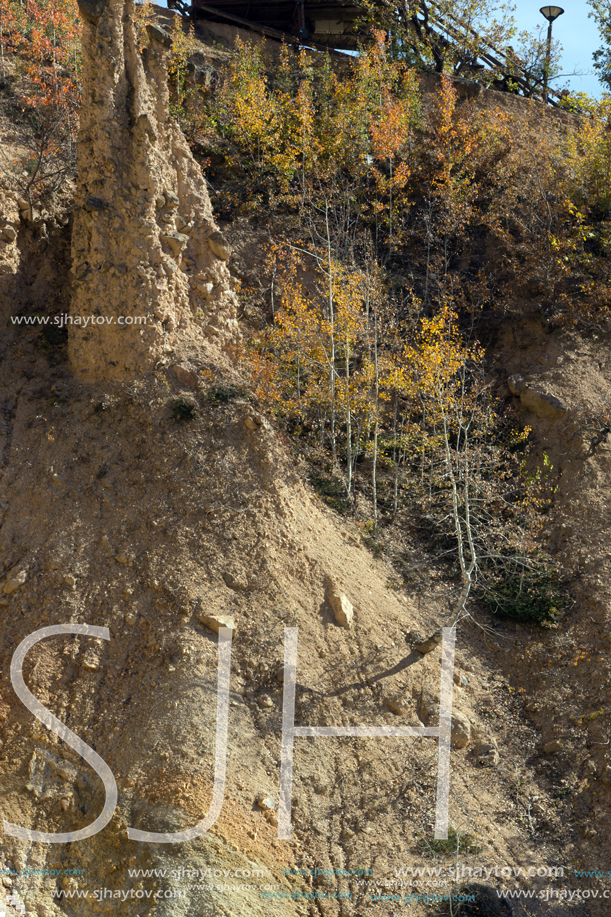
[168,0,577,108]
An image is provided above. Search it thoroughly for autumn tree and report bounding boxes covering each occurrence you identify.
[0,0,19,82]
[589,0,611,90]
[251,248,377,491]
[359,0,518,81]
[401,307,560,630]
[0,0,82,203]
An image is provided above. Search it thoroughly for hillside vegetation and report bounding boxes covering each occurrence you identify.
[1,3,611,916]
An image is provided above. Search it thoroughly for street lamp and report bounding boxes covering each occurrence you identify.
[539,6,564,104]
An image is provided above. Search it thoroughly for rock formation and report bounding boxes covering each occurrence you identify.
[2,10,611,916]
[69,0,239,381]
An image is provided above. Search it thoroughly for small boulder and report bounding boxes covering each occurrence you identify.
[164,190,180,208]
[507,374,568,419]
[221,571,248,591]
[173,363,199,389]
[474,736,500,766]
[161,231,189,256]
[413,631,442,655]
[418,689,471,747]
[326,582,354,629]
[208,231,230,261]
[4,569,27,594]
[384,695,411,717]
[147,23,172,47]
[193,279,214,298]
[451,710,471,748]
[520,386,568,419]
[196,612,236,634]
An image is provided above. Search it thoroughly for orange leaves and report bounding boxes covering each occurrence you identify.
[256,252,371,421]
[214,31,423,218]
[369,74,419,230]
[370,93,415,165]
[0,0,22,66]
[427,74,512,201]
[16,0,82,114]
[0,0,82,200]
[0,0,82,121]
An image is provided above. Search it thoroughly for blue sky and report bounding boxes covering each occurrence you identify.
[512,0,604,96]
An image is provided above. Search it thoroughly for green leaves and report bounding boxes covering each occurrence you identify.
[589,0,611,89]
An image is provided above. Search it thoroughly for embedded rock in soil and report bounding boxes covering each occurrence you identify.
[326,579,354,628]
[507,374,568,419]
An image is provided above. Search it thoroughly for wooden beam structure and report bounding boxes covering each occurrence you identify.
[184,0,355,54]
[183,0,363,49]
[169,0,567,104]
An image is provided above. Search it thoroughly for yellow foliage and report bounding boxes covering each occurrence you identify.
[134,0,155,52]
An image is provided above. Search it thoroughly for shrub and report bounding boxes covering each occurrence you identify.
[480,559,563,626]
[171,397,197,421]
[206,383,247,403]
[419,825,479,856]
[307,470,352,514]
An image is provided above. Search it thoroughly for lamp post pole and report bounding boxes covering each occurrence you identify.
[543,18,553,102]
[539,6,564,104]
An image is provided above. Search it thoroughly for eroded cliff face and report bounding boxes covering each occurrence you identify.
[3,8,611,917]
[69,0,239,381]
